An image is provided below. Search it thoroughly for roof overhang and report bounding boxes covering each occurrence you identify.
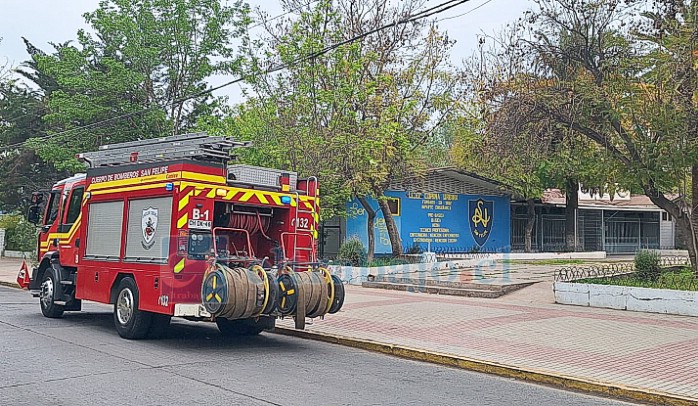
[429,167,512,196]
[513,200,663,212]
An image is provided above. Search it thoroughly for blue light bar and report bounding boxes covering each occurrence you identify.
[281,196,292,204]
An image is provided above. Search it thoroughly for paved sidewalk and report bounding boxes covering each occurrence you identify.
[0,257,24,288]
[278,283,698,403]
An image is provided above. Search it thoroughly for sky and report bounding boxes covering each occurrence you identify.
[0,0,533,103]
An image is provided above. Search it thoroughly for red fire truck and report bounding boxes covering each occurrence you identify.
[21,133,344,339]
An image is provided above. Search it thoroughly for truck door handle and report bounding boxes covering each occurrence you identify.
[94,272,99,282]
[52,238,59,247]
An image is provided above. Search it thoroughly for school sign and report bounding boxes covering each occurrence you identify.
[345,168,512,254]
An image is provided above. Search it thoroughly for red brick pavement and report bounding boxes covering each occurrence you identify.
[279,285,698,400]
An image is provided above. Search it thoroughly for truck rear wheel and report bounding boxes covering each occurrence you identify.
[216,316,275,337]
[113,277,152,339]
[39,271,64,318]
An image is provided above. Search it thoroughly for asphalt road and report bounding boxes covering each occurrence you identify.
[0,286,633,406]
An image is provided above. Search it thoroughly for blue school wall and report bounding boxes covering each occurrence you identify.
[345,191,511,254]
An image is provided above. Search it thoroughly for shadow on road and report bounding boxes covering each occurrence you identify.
[54,311,308,353]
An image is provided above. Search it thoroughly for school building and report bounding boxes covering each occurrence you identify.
[319,168,678,258]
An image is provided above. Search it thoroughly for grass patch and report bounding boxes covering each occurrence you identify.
[367,257,410,267]
[577,268,698,291]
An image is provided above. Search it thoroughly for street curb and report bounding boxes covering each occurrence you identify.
[0,280,20,289]
[272,327,698,406]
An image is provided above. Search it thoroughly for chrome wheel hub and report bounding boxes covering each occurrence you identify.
[40,278,54,308]
[116,288,134,325]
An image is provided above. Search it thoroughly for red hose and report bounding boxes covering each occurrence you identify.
[257,211,272,240]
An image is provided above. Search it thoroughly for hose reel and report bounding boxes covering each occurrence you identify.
[276,267,345,318]
[201,262,346,328]
[202,263,268,319]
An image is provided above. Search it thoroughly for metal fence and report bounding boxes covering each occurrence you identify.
[511,208,666,254]
[554,257,696,291]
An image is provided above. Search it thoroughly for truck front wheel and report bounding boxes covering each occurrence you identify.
[39,271,64,318]
[113,277,152,339]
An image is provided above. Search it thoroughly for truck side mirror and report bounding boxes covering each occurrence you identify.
[27,205,42,225]
[31,192,44,205]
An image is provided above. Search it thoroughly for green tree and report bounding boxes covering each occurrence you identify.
[636,0,698,272]
[20,41,167,172]
[0,214,37,252]
[479,0,698,270]
[227,0,460,259]
[16,0,247,171]
[448,106,549,252]
[82,0,248,133]
[0,80,64,211]
[462,26,622,253]
[0,39,64,210]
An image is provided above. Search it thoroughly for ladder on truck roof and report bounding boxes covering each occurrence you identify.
[284,176,319,266]
[76,132,251,167]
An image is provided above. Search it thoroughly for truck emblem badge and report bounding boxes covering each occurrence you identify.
[141,207,158,249]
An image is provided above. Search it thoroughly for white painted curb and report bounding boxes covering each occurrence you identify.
[554,281,698,317]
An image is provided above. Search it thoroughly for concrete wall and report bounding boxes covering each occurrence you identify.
[3,250,34,259]
[652,249,689,257]
[554,281,698,317]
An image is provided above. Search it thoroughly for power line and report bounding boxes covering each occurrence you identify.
[3,0,474,152]
[407,0,474,21]
[436,0,496,22]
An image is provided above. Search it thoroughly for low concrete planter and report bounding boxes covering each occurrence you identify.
[2,250,34,259]
[554,281,698,317]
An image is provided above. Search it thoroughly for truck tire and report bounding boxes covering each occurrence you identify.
[113,277,152,339]
[216,316,275,337]
[39,271,64,318]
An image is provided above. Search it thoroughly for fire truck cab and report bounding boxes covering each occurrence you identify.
[24,133,344,339]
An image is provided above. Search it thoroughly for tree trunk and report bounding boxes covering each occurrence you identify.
[676,215,698,274]
[377,197,403,257]
[525,199,536,253]
[645,177,698,275]
[565,179,579,252]
[357,196,376,263]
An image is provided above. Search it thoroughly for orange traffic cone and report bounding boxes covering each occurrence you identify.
[16,260,30,289]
